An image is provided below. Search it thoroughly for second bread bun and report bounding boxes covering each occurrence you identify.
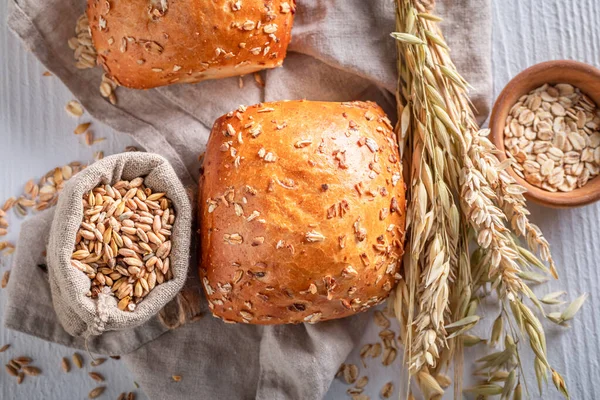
[199,100,406,325]
[87,0,295,89]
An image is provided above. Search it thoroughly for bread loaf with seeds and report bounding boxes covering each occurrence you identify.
[86,0,295,89]
[199,100,407,325]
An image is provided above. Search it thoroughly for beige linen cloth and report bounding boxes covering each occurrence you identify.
[6,1,491,399]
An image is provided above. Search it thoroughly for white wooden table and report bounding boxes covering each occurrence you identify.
[2,1,600,399]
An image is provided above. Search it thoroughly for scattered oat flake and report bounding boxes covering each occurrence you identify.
[382,347,397,366]
[343,364,358,384]
[0,344,10,352]
[373,310,390,328]
[380,382,394,398]
[65,101,84,117]
[172,375,182,382]
[355,376,369,389]
[99,81,112,98]
[43,71,52,76]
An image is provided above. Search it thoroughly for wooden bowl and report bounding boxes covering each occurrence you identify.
[490,60,600,208]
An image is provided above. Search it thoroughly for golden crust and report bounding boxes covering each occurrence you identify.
[87,0,295,89]
[199,100,407,325]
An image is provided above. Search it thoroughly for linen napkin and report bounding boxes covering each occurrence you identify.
[6,0,492,398]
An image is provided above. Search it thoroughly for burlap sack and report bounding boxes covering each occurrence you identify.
[47,152,192,337]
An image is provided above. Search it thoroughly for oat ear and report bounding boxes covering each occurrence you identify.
[393,1,575,398]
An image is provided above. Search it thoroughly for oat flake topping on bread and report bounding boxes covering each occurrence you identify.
[87,0,295,89]
[199,100,407,325]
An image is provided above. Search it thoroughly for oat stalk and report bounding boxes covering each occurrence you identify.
[392,0,581,399]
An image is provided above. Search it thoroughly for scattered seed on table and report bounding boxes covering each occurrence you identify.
[22,366,41,376]
[1,271,10,288]
[172,375,182,382]
[14,356,32,366]
[380,382,394,398]
[74,122,91,135]
[343,364,358,384]
[5,364,18,377]
[0,344,10,352]
[89,372,105,382]
[88,386,105,399]
[73,352,83,368]
[85,130,94,146]
[373,310,390,328]
[61,357,70,373]
[65,101,84,117]
[91,358,106,367]
[369,343,382,358]
[382,347,397,366]
[347,387,363,395]
[355,376,369,389]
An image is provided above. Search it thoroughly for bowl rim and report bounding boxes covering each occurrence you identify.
[489,59,600,208]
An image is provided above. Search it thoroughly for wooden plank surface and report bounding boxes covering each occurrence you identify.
[1,1,599,399]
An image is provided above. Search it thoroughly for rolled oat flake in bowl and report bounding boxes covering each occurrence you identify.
[48,153,192,337]
[504,83,600,192]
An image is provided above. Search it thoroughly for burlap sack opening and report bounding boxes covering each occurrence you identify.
[47,152,192,338]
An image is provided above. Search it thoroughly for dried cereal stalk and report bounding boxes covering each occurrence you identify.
[392,0,582,398]
[392,0,462,377]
